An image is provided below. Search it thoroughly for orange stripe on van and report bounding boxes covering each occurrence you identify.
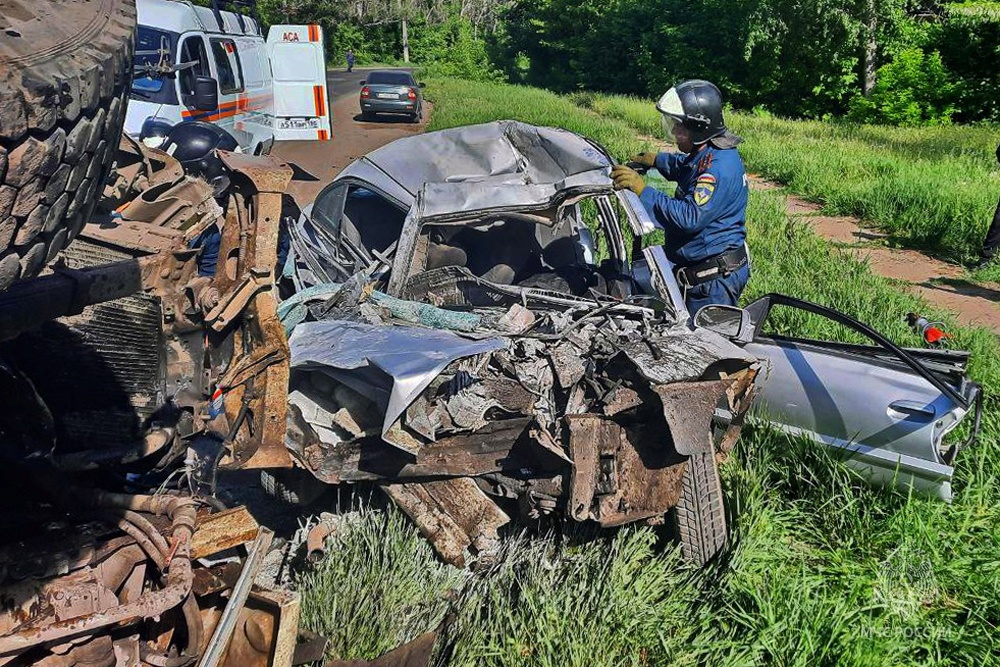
[313,85,326,117]
[317,129,329,140]
[308,24,319,42]
[180,93,272,121]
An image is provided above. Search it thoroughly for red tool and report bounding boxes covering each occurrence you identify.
[905,313,952,347]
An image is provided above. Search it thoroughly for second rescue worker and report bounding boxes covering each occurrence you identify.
[611,79,750,315]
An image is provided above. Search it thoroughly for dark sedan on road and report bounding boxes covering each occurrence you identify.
[359,70,425,122]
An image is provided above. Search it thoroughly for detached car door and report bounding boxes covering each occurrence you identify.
[712,294,982,502]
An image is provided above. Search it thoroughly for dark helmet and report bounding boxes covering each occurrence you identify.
[139,116,173,149]
[655,80,727,145]
[161,121,239,195]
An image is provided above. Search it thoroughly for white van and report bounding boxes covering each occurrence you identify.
[266,25,332,141]
[126,0,276,155]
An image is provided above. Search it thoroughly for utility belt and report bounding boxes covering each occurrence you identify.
[675,245,749,289]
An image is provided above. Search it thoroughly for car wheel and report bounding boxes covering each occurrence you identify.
[360,110,373,121]
[410,109,421,124]
[674,450,727,566]
[0,0,136,291]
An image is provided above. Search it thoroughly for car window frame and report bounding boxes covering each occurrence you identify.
[310,178,409,263]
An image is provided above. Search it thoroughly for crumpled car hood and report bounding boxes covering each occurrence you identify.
[288,320,506,442]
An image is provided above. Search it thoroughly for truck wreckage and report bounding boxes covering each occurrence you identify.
[0,115,981,664]
[0,135,311,666]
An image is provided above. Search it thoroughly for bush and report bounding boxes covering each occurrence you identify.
[847,48,958,127]
[414,19,503,82]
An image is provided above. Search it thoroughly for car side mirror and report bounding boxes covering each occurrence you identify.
[694,304,753,343]
[359,80,366,86]
[193,76,218,111]
[418,82,426,88]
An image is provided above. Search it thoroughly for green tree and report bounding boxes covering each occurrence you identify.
[847,47,957,124]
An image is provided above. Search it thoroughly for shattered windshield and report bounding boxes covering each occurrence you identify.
[131,26,180,104]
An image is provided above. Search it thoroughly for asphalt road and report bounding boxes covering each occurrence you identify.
[271,66,427,207]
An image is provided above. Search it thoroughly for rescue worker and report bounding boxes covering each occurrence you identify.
[972,141,1000,269]
[611,80,750,316]
[346,49,356,73]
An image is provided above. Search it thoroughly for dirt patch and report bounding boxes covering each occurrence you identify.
[272,93,432,208]
[751,176,1000,334]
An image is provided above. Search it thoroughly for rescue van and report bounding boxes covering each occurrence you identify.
[266,25,332,141]
[126,0,276,155]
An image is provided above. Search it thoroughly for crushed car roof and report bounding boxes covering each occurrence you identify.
[338,120,615,202]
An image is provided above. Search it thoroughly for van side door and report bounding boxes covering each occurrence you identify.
[232,36,274,154]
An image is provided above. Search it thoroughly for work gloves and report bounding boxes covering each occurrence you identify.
[611,164,646,196]
[630,152,657,168]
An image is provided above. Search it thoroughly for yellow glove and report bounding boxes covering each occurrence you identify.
[611,164,646,196]
[630,152,657,168]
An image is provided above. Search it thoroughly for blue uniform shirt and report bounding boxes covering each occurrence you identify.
[638,144,748,266]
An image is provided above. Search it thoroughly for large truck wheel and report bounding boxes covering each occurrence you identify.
[675,450,728,566]
[0,0,136,290]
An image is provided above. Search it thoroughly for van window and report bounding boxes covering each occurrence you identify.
[210,38,244,93]
[131,26,179,104]
[178,36,211,100]
[238,40,264,89]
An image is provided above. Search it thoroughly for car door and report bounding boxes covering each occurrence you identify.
[702,294,982,502]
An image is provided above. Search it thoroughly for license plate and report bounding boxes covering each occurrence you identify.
[376,93,397,99]
[277,118,320,129]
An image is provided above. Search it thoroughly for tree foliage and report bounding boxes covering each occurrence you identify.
[255,0,506,78]
[487,0,999,123]
[847,47,957,125]
[248,0,1000,123]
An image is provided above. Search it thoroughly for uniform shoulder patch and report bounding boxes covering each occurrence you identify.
[694,173,716,206]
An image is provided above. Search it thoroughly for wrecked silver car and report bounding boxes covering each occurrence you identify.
[281,121,761,565]
[278,120,980,566]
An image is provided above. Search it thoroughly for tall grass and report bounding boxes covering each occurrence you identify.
[295,78,1000,665]
[576,93,1000,264]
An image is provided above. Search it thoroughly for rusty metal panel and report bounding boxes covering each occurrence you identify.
[566,414,689,527]
[299,417,543,483]
[326,631,436,667]
[565,415,602,522]
[382,479,509,567]
[653,379,733,456]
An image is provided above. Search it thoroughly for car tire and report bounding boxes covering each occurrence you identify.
[410,110,421,124]
[0,0,135,291]
[259,468,327,506]
[360,111,373,121]
[674,450,727,566]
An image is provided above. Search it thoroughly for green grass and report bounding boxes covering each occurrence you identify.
[295,78,1000,666]
[574,92,1000,266]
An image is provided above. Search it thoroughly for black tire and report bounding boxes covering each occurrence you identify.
[360,111,373,121]
[259,468,327,506]
[0,0,136,291]
[675,451,728,566]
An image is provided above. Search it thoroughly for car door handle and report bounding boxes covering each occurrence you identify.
[887,400,936,420]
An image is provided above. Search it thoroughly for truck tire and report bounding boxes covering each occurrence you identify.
[259,468,327,506]
[675,450,728,566]
[0,0,136,291]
